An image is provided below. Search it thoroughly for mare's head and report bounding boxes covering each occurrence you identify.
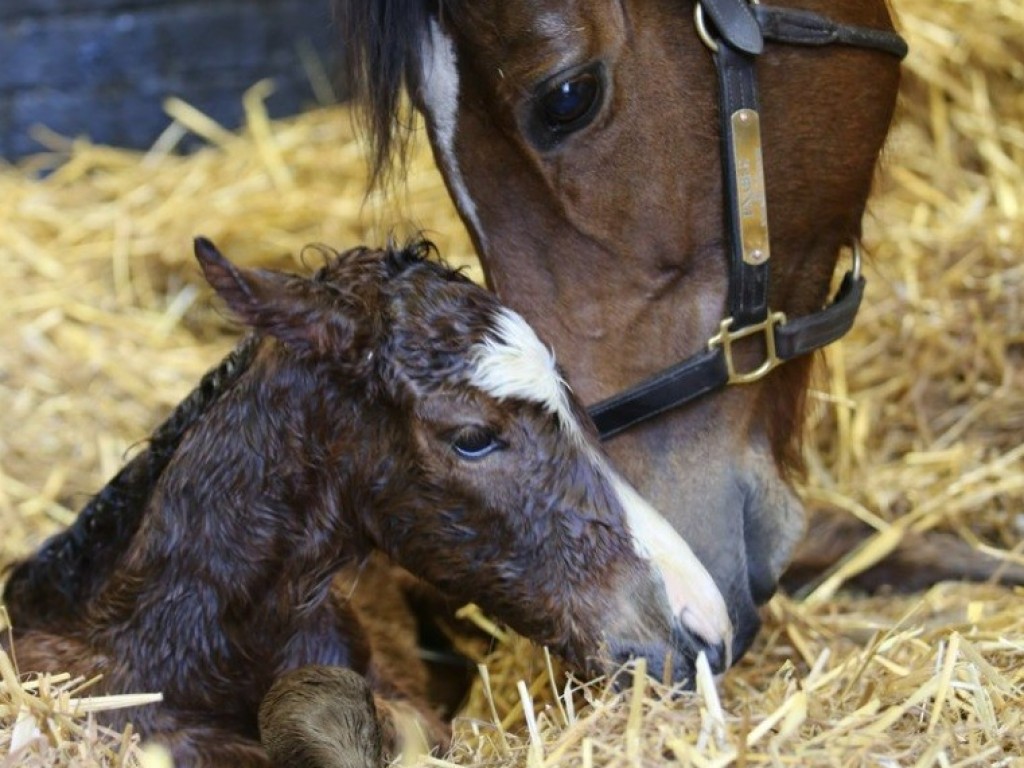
[196,238,732,682]
[335,0,904,662]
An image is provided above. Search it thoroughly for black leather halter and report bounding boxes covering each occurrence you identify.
[588,1,908,440]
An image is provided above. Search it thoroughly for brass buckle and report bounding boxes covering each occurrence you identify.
[707,311,787,384]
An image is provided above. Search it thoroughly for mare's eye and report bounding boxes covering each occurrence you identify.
[451,427,504,460]
[536,65,604,136]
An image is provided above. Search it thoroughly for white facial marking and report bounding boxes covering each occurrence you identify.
[470,308,585,445]
[605,465,733,654]
[418,20,487,248]
[471,307,732,653]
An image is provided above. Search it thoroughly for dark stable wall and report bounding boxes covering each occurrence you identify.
[0,0,338,159]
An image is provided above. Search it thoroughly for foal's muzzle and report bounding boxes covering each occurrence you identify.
[608,625,729,688]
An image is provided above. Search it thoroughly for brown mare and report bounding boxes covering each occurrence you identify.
[2,239,729,766]
[333,0,910,664]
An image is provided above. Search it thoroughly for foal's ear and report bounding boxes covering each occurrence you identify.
[194,237,364,362]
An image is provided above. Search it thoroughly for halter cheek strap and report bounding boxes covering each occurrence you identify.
[588,0,907,441]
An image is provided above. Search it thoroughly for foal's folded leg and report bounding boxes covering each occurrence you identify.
[258,665,451,768]
[152,729,272,768]
[372,687,452,763]
[258,666,384,768]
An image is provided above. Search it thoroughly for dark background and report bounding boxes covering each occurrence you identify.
[0,0,337,159]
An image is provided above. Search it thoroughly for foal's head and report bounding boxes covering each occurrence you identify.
[197,238,731,681]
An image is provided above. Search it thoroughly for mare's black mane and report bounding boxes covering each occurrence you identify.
[2,336,260,628]
[334,0,446,186]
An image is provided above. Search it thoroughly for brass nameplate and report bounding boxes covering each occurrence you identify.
[730,108,771,266]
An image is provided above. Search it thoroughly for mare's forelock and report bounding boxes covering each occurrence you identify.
[334,0,444,187]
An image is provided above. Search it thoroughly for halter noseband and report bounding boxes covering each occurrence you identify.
[588,0,908,440]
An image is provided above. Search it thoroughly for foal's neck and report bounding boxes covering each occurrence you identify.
[106,344,370,682]
[2,337,260,632]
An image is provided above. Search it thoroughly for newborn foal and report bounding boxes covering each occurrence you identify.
[3,239,730,766]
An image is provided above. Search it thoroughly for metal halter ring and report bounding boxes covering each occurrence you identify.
[694,0,760,53]
[693,3,720,52]
[850,239,863,282]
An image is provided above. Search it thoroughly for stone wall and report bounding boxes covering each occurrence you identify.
[0,0,336,158]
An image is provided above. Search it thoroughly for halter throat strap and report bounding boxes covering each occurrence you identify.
[588,1,907,441]
[753,5,910,58]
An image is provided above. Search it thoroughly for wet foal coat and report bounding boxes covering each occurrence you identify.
[3,239,730,766]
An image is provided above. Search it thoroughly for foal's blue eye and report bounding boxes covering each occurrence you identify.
[539,69,602,133]
[451,427,504,460]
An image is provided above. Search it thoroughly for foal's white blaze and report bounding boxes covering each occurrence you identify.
[470,308,732,651]
[418,20,486,248]
[470,308,583,444]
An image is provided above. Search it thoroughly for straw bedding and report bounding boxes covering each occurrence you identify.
[1,0,1021,764]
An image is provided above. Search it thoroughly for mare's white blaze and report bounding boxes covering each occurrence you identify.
[470,308,584,444]
[418,20,486,248]
[605,466,733,652]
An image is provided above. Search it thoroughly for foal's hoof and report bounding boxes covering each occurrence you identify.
[259,666,383,768]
